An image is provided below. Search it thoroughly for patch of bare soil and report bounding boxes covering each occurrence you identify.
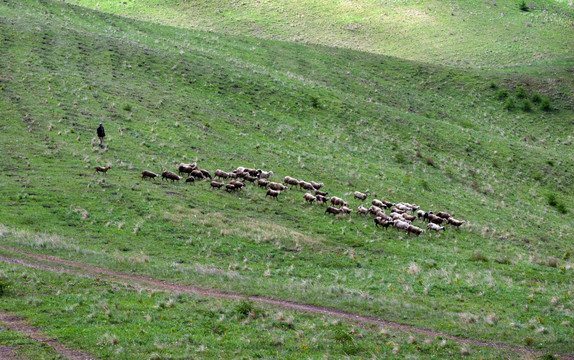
[0,246,572,360]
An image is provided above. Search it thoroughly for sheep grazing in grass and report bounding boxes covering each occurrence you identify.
[199,169,212,179]
[369,205,383,216]
[178,163,196,176]
[374,217,392,229]
[162,170,182,182]
[258,170,274,179]
[341,206,352,214]
[427,223,445,232]
[284,176,299,188]
[315,189,328,196]
[394,203,411,212]
[299,181,316,191]
[268,182,287,191]
[95,165,111,174]
[393,219,410,231]
[190,169,205,180]
[244,174,258,183]
[210,181,225,189]
[330,196,348,207]
[325,206,342,215]
[141,170,158,180]
[257,179,270,188]
[447,217,465,228]
[436,211,451,219]
[357,205,369,215]
[315,195,330,205]
[185,176,195,184]
[304,193,316,204]
[401,213,417,222]
[406,225,425,236]
[427,213,445,225]
[246,168,261,177]
[353,191,370,201]
[214,169,229,180]
[382,200,395,208]
[265,189,280,200]
[372,199,384,208]
[416,210,427,219]
[310,181,324,190]
[230,180,245,190]
[225,183,239,192]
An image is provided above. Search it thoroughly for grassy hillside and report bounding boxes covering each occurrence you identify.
[0,0,573,358]
[65,0,574,70]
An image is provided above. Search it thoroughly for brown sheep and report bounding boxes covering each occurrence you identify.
[304,193,316,204]
[330,196,348,207]
[402,213,417,222]
[257,179,270,188]
[268,182,288,191]
[95,165,111,174]
[315,189,328,196]
[284,176,299,188]
[310,181,324,190]
[447,217,465,228]
[406,225,425,236]
[372,199,385,208]
[214,169,229,180]
[353,191,370,201]
[230,180,245,190]
[210,181,225,189]
[340,206,352,214]
[357,205,369,215]
[299,181,316,191]
[265,189,280,200]
[190,169,205,180]
[185,176,195,184]
[325,206,342,215]
[374,217,392,229]
[178,163,196,176]
[225,183,238,192]
[315,195,330,205]
[199,169,212,179]
[436,211,452,219]
[162,171,182,182]
[141,170,158,180]
[427,213,445,225]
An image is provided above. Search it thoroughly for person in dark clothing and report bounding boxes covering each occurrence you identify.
[97,123,105,148]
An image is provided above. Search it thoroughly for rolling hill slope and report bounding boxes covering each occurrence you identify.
[0,0,573,358]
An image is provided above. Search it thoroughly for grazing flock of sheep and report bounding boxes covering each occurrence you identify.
[97,162,466,236]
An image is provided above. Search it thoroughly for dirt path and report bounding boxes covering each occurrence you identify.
[0,246,572,360]
[0,311,97,360]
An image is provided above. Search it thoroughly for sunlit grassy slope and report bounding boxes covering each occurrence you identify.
[66,0,574,70]
[0,0,573,357]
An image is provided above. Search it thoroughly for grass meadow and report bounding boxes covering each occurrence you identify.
[0,0,573,358]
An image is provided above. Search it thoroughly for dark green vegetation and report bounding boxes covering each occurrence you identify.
[0,0,573,358]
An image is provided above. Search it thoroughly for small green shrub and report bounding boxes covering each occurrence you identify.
[425,157,435,166]
[470,251,488,262]
[503,97,515,111]
[489,80,498,89]
[0,277,11,296]
[515,86,527,99]
[496,89,509,100]
[540,97,551,111]
[123,104,132,112]
[524,337,534,346]
[519,1,529,11]
[522,99,533,112]
[547,193,567,214]
[532,93,541,103]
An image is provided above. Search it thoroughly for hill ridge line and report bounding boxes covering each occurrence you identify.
[0,246,571,359]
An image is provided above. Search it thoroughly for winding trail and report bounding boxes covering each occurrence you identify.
[0,246,572,360]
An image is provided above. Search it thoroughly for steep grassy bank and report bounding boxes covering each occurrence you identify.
[0,0,573,357]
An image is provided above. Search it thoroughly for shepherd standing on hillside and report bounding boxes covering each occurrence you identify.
[97,122,105,148]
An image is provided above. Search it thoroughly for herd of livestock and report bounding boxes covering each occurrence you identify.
[96,163,466,236]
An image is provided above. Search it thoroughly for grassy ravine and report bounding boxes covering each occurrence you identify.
[0,0,573,358]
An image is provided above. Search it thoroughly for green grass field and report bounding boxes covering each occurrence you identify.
[0,0,573,358]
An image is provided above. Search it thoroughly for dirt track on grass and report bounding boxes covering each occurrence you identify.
[0,311,98,360]
[0,246,572,360]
